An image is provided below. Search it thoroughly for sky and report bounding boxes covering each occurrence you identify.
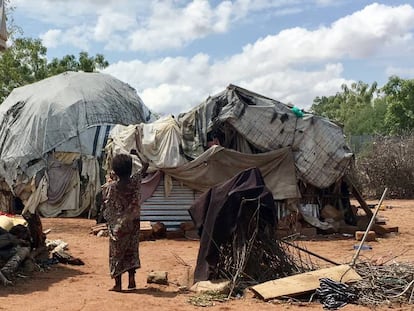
[8,0,414,115]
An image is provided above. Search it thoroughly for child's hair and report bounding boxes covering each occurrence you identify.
[112,154,132,178]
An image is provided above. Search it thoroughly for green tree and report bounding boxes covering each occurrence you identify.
[0,37,47,101]
[0,37,110,103]
[383,76,414,134]
[47,51,109,75]
[311,81,385,135]
[47,54,79,76]
[0,4,110,103]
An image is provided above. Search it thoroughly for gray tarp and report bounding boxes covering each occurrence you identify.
[163,145,299,200]
[0,71,152,189]
[179,85,353,189]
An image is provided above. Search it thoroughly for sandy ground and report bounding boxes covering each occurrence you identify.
[0,199,413,311]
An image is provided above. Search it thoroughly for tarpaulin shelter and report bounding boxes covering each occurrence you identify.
[0,71,153,217]
[178,84,356,231]
[179,84,353,189]
[106,84,356,231]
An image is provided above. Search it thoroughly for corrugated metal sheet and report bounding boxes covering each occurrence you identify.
[141,177,199,231]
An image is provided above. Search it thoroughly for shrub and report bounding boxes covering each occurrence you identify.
[353,134,414,198]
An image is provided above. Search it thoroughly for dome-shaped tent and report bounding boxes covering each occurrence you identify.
[0,71,152,216]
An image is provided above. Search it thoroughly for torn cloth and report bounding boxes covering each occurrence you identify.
[190,167,276,282]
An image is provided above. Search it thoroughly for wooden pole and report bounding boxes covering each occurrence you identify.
[350,188,388,267]
[345,175,373,218]
[280,240,340,266]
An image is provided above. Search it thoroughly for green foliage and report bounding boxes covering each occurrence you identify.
[311,81,384,136]
[0,38,47,102]
[383,76,414,134]
[47,51,109,76]
[0,37,110,103]
[312,77,414,136]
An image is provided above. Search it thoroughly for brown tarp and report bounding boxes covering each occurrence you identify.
[189,167,277,282]
[162,145,299,200]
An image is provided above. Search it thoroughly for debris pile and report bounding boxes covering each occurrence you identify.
[0,212,83,286]
[0,212,45,286]
[215,205,314,296]
[190,168,316,297]
[354,261,414,306]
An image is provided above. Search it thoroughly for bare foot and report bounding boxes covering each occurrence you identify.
[109,285,121,292]
[128,273,136,289]
[128,281,136,289]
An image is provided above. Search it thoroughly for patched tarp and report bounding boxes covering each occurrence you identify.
[105,115,188,171]
[0,71,153,189]
[163,145,299,200]
[179,85,353,189]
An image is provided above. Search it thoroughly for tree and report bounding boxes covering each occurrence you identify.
[0,37,47,102]
[311,81,385,135]
[47,52,109,76]
[0,37,110,103]
[47,54,79,76]
[0,3,110,104]
[383,76,414,134]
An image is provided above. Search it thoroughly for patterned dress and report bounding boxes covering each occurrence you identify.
[102,173,141,278]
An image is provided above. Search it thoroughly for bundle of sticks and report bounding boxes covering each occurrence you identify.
[215,198,315,296]
[354,261,414,306]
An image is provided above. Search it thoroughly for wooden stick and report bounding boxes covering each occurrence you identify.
[345,175,373,218]
[280,240,340,266]
[350,188,388,267]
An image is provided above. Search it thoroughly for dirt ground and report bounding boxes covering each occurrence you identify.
[1,199,413,311]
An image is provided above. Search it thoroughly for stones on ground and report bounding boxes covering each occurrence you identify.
[147,270,168,285]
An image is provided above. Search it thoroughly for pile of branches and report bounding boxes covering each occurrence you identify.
[353,261,414,306]
[214,198,315,296]
[353,134,414,198]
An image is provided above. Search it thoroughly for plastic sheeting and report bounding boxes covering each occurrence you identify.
[138,116,188,168]
[163,145,299,200]
[105,116,188,170]
[0,71,152,189]
[179,85,353,189]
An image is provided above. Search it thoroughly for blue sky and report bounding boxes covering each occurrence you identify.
[9,0,414,115]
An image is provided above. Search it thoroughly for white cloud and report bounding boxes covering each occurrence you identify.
[386,66,414,78]
[104,3,414,115]
[12,2,414,116]
[13,0,331,52]
[40,25,92,51]
[93,9,136,42]
[128,0,234,51]
[39,29,62,48]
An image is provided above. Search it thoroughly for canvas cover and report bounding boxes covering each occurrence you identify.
[105,115,188,171]
[179,85,353,189]
[0,71,152,189]
[163,145,299,200]
[105,122,299,200]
